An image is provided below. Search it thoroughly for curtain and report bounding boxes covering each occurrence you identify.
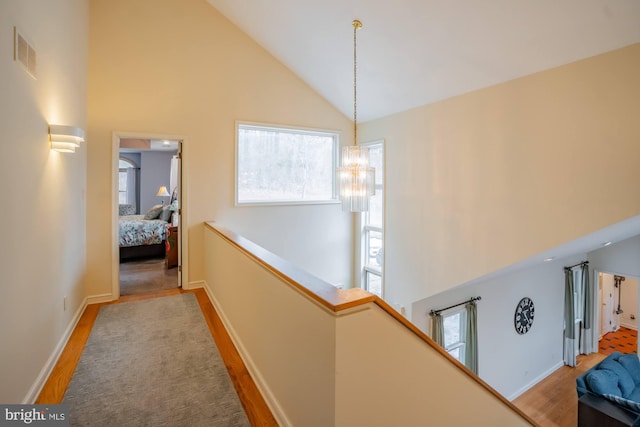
[431,313,444,347]
[580,264,594,354]
[169,156,179,195]
[465,301,478,374]
[125,168,137,211]
[564,268,576,367]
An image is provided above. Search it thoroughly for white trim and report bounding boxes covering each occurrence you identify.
[186,280,206,290]
[112,132,190,300]
[23,297,88,403]
[620,321,639,331]
[87,293,114,304]
[357,139,385,295]
[507,361,565,401]
[202,281,291,427]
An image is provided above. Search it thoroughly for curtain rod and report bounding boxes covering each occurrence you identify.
[430,296,481,316]
[564,260,589,270]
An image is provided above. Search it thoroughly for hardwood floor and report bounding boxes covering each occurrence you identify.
[119,257,178,295]
[36,288,277,426]
[513,353,606,427]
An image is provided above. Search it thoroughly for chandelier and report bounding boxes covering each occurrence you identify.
[337,20,375,212]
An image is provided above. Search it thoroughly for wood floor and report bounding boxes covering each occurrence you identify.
[36,288,277,426]
[119,257,179,295]
[514,329,640,426]
[513,353,606,427]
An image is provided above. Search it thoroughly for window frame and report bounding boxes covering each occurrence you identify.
[118,157,136,206]
[235,121,340,207]
[359,140,384,297]
[442,307,467,363]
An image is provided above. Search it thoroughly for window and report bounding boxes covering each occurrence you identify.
[573,268,584,322]
[236,123,339,205]
[443,308,467,363]
[118,158,136,206]
[360,141,384,297]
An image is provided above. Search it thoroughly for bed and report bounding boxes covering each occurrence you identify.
[119,204,172,261]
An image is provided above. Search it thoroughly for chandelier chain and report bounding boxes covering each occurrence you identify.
[353,20,361,145]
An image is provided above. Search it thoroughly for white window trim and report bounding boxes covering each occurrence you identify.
[235,121,341,207]
[442,306,467,363]
[358,139,385,296]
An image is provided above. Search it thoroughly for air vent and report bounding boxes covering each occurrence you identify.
[13,27,36,79]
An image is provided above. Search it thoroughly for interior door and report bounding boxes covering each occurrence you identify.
[600,273,615,336]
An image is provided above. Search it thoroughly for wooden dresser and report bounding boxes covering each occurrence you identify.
[165,225,179,268]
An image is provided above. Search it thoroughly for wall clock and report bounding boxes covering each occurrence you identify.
[514,297,535,335]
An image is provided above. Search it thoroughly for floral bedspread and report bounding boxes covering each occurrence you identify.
[119,215,168,247]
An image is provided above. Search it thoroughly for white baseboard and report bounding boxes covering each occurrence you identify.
[23,297,88,403]
[87,293,113,304]
[620,322,638,331]
[507,360,565,401]
[201,282,291,427]
[187,280,206,290]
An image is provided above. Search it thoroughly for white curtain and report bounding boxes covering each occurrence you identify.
[169,156,179,195]
[126,168,137,211]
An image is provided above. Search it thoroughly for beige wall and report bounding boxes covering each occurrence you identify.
[360,44,640,316]
[0,0,88,402]
[204,225,532,426]
[87,0,355,297]
[204,228,337,426]
[335,304,530,426]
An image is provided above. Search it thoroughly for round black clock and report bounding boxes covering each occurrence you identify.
[514,297,535,335]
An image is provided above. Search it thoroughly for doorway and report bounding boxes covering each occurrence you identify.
[112,133,188,299]
[597,271,639,355]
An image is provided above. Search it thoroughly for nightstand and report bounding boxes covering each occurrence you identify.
[165,225,179,269]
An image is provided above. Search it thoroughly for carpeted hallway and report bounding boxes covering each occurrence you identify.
[62,293,251,426]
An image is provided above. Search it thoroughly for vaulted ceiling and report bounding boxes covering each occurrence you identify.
[207,0,640,122]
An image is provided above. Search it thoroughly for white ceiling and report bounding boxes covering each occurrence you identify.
[207,0,640,122]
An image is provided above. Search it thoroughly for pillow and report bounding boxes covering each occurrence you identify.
[119,204,135,216]
[159,206,172,222]
[619,354,640,386]
[587,369,622,397]
[603,393,640,413]
[144,204,164,220]
[600,358,636,398]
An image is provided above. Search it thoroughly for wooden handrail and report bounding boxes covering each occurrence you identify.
[204,221,537,425]
[205,222,376,311]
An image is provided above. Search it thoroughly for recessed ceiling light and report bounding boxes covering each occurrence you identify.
[603,241,613,247]
[544,257,555,262]
[162,140,171,146]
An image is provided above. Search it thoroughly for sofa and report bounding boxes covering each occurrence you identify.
[577,351,640,427]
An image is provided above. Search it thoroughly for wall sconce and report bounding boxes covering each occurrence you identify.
[49,124,85,153]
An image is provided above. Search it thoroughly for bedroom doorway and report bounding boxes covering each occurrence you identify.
[112,133,187,299]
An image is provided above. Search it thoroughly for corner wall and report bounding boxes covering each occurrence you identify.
[86,0,354,297]
[359,44,640,316]
[0,0,88,402]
